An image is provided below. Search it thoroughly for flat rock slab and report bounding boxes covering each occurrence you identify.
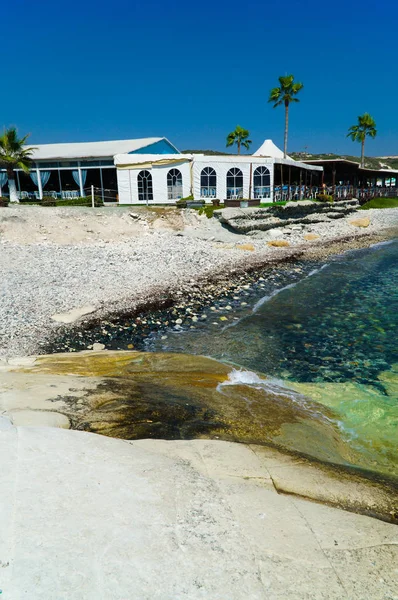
[350,217,371,228]
[236,243,255,251]
[267,240,290,247]
[2,350,397,522]
[0,428,396,600]
[51,304,97,324]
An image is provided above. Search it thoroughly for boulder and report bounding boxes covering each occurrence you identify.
[215,200,360,234]
[92,342,105,351]
[304,233,320,241]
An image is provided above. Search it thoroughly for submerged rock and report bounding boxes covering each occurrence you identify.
[0,350,380,469]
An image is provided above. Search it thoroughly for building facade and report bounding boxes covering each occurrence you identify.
[0,136,323,204]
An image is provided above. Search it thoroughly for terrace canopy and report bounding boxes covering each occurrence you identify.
[302,158,398,200]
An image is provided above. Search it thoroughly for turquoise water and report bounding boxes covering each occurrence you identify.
[148,240,398,475]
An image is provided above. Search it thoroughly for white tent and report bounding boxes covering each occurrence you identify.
[253,139,290,160]
[26,137,179,160]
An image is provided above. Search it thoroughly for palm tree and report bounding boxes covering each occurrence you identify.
[268,75,303,158]
[0,127,36,203]
[347,113,377,168]
[226,126,252,154]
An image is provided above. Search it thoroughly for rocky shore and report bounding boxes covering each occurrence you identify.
[1,205,398,598]
[0,204,398,359]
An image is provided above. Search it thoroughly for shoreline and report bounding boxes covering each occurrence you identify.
[0,203,397,359]
[1,215,397,525]
[44,229,396,355]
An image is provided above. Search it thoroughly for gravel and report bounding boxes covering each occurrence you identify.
[0,206,397,359]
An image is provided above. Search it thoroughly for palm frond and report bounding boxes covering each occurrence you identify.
[226,126,251,151]
[347,113,377,143]
[0,127,36,173]
[268,75,303,108]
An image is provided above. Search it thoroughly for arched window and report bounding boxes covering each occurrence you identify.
[137,170,153,202]
[253,166,270,199]
[200,167,217,198]
[226,168,243,199]
[167,168,183,200]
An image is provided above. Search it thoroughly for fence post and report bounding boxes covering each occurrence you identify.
[91,185,95,208]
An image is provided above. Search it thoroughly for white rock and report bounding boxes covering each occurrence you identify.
[51,305,97,324]
[7,356,37,367]
[92,343,105,351]
[9,410,70,428]
[0,431,396,599]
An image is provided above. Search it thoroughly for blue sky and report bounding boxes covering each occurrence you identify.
[3,0,398,155]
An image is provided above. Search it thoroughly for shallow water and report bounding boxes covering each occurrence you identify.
[147,240,398,476]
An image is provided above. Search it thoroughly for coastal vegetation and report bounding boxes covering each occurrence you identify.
[360,197,398,209]
[0,127,36,203]
[226,126,252,154]
[347,113,377,168]
[268,74,303,158]
[16,196,104,207]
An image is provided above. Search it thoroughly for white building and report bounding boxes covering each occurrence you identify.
[115,138,322,204]
[0,137,322,203]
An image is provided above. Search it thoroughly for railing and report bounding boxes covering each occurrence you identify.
[253,186,271,199]
[200,187,217,198]
[226,187,243,199]
[271,185,398,202]
[8,186,119,205]
[328,186,398,201]
[273,186,319,202]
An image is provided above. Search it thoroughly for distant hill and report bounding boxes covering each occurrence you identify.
[290,152,398,171]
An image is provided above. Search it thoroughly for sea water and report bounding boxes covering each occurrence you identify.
[148,240,398,476]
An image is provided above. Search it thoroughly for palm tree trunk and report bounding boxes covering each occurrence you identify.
[284,101,289,158]
[361,138,365,168]
[237,139,241,154]
[7,169,18,203]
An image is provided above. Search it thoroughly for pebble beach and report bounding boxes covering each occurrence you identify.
[1,204,397,359]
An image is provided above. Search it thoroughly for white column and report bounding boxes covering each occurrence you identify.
[36,168,43,199]
[270,163,275,203]
[78,167,84,197]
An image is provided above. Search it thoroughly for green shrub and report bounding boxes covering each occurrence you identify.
[175,195,194,208]
[197,204,225,218]
[0,196,9,207]
[55,196,103,207]
[41,196,57,206]
[259,201,286,207]
[316,193,334,203]
[39,196,104,207]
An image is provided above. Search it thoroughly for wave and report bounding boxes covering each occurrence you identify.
[370,239,396,249]
[252,263,330,313]
[218,368,309,404]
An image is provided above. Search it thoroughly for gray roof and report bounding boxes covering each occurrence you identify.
[27,138,166,160]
